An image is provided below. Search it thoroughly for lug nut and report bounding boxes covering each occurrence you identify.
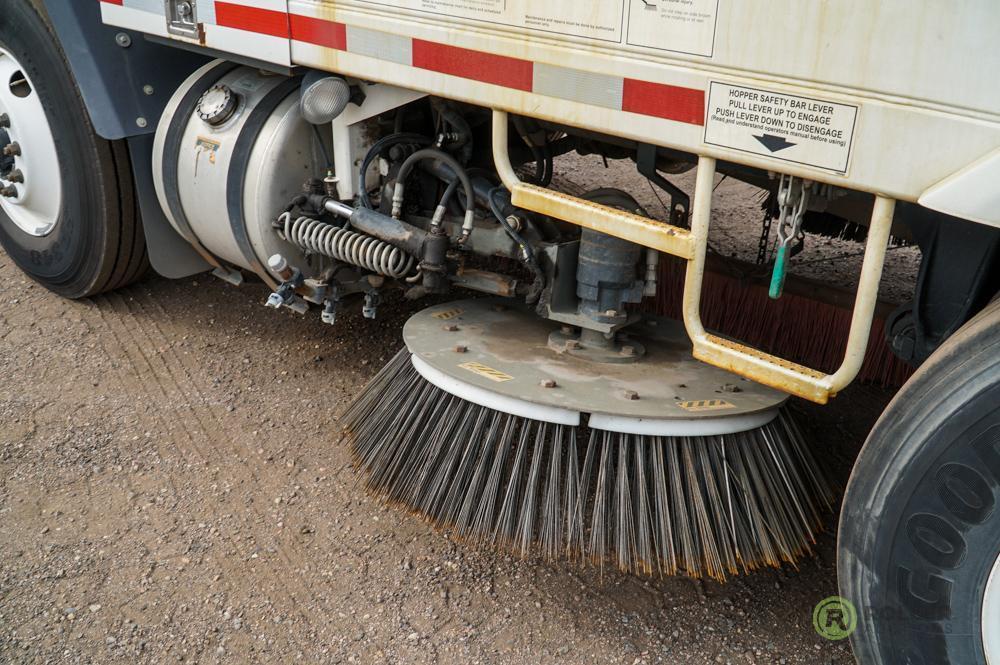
[6,169,23,184]
[623,390,640,401]
[540,379,557,389]
[454,345,468,353]
[442,324,459,332]
[0,114,9,128]
[3,142,20,157]
[0,185,16,198]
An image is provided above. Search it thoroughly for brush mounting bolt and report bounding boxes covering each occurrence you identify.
[620,345,637,357]
[564,339,581,351]
[623,390,640,400]
[454,345,468,353]
[6,169,23,184]
[442,324,459,332]
[1,185,16,198]
[0,114,9,129]
[3,142,20,157]
[539,379,557,389]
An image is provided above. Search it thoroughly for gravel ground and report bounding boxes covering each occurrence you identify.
[0,163,913,664]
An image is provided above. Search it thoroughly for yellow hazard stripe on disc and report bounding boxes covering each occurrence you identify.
[459,362,513,383]
[676,399,736,412]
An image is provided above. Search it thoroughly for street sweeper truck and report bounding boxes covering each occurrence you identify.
[3,0,999,662]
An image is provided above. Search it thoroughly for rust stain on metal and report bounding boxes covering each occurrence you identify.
[511,183,694,258]
[692,335,831,405]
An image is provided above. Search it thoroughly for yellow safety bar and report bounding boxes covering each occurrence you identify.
[492,110,895,404]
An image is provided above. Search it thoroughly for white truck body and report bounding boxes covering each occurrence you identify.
[100,0,1000,227]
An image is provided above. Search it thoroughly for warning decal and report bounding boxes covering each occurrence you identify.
[349,0,718,52]
[704,82,859,174]
[676,399,736,412]
[626,0,720,57]
[459,362,514,383]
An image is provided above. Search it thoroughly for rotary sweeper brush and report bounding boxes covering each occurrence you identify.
[341,299,834,581]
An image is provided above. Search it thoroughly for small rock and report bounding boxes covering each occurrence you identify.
[407,632,419,641]
[89,604,101,613]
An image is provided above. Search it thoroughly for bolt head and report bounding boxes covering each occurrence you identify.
[1,185,17,198]
[564,340,581,351]
[623,390,640,401]
[135,117,148,129]
[0,114,8,129]
[604,309,619,318]
[454,345,468,354]
[540,379,557,389]
[115,32,132,48]
[6,169,23,184]
[620,345,637,357]
[3,143,20,157]
[442,324,459,332]
[143,85,155,96]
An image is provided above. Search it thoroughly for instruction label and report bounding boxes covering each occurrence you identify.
[704,82,859,173]
[626,0,720,57]
[356,0,626,42]
[350,0,718,52]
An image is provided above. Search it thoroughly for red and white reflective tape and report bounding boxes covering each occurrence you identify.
[289,17,704,126]
[99,1,705,126]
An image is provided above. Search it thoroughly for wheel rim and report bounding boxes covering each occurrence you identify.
[984,552,1000,663]
[0,47,62,237]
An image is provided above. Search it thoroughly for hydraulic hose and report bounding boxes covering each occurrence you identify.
[358,132,433,210]
[488,187,545,303]
[392,148,476,242]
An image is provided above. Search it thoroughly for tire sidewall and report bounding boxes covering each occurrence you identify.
[840,303,1000,664]
[0,3,117,293]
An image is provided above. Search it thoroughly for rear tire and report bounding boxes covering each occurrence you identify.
[838,298,1000,664]
[0,1,147,298]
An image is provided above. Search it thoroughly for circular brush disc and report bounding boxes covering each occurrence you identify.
[340,300,835,581]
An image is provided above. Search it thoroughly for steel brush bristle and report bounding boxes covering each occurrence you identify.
[341,349,834,582]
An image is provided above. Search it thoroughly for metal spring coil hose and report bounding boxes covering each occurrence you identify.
[280,212,416,279]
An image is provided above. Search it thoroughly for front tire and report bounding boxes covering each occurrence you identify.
[838,298,1000,664]
[0,1,147,298]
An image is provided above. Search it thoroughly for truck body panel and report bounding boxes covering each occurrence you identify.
[97,0,1000,225]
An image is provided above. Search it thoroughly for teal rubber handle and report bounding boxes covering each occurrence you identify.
[769,245,789,300]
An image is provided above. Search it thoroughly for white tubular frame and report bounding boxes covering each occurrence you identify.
[492,110,896,404]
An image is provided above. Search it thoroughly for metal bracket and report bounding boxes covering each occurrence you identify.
[492,109,895,404]
[165,0,201,40]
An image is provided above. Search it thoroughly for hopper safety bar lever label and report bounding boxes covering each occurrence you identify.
[491,110,895,404]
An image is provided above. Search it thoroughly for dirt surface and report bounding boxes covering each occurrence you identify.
[0,160,917,664]
[0,272,892,665]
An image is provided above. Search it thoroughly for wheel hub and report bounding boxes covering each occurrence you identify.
[0,48,62,237]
